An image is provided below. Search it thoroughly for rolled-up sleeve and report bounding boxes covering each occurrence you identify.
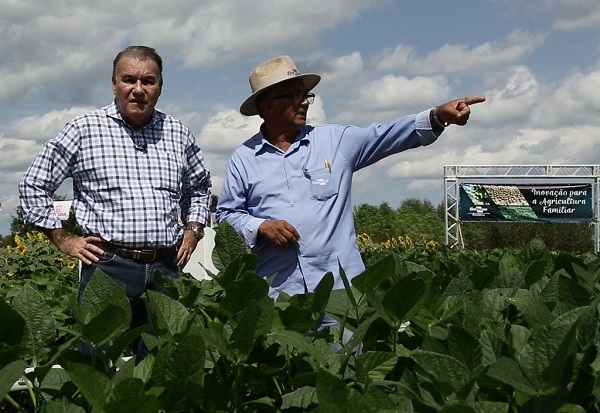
[19,125,78,229]
[180,141,212,226]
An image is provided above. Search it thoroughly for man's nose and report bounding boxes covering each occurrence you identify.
[132,81,144,94]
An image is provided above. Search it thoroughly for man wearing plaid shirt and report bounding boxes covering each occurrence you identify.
[19,45,212,360]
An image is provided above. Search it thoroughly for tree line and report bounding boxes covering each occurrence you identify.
[353,198,595,253]
[2,196,595,252]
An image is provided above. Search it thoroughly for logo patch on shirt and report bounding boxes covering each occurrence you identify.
[312,178,329,186]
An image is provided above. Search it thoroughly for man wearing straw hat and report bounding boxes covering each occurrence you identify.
[217,55,484,301]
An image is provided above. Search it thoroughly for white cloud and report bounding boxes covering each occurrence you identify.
[553,0,600,30]
[318,52,366,91]
[199,109,262,155]
[375,30,546,75]
[476,66,539,127]
[11,107,94,142]
[0,193,20,235]
[532,66,600,127]
[334,74,451,124]
[0,0,385,104]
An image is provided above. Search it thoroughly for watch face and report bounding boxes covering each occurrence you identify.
[188,225,204,239]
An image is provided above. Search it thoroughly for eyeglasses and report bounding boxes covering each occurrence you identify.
[269,92,315,105]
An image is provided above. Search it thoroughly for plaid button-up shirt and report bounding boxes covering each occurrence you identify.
[19,102,211,248]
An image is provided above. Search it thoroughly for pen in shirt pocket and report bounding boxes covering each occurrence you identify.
[324,159,331,173]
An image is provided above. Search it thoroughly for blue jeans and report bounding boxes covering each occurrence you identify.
[79,250,178,362]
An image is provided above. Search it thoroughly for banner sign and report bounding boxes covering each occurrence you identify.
[459,183,593,223]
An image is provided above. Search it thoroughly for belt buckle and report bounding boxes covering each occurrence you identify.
[132,249,157,261]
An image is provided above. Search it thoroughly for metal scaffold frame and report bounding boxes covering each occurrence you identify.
[444,165,600,253]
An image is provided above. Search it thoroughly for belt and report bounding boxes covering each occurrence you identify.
[102,242,177,262]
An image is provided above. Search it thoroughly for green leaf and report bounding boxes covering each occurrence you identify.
[11,283,56,362]
[509,289,554,328]
[67,362,112,411]
[522,258,553,287]
[132,354,154,384]
[155,379,204,411]
[398,368,440,410]
[326,288,359,322]
[508,324,531,357]
[352,254,398,293]
[146,290,191,342]
[468,263,499,290]
[519,307,584,391]
[81,303,130,346]
[355,351,397,384]
[105,376,160,412]
[339,262,357,308]
[447,326,482,371]
[492,252,522,288]
[220,272,269,315]
[479,289,512,321]
[281,386,317,410]
[216,253,258,291]
[381,275,426,322]
[487,357,537,396]
[212,220,250,272]
[201,321,236,361]
[39,400,86,412]
[79,270,130,326]
[105,324,152,363]
[479,329,502,366]
[230,299,274,357]
[410,350,471,393]
[470,401,511,413]
[439,405,478,413]
[241,396,277,411]
[312,271,334,315]
[540,274,593,312]
[103,395,160,413]
[269,330,326,363]
[316,369,350,412]
[110,376,144,399]
[39,365,71,396]
[165,321,206,384]
[278,293,317,332]
[556,403,587,413]
[340,312,379,364]
[0,295,25,346]
[0,360,27,402]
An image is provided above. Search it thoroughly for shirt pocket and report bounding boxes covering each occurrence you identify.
[304,167,338,201]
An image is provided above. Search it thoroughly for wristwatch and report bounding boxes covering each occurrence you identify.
[184,224,205,240]
[430,106,448,131]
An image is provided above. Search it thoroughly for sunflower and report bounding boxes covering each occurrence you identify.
[425,240,437,250]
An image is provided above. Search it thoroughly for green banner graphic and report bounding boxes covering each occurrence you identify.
[459,183,593,222]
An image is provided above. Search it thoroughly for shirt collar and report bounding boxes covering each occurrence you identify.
[106,100,160,129]
[254,124,310,155]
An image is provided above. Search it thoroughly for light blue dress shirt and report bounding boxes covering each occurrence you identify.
[217,109,440,296]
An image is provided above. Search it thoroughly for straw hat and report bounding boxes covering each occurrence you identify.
[239,55,321,116]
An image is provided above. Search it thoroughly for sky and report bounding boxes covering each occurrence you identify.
[1,0,600,235]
